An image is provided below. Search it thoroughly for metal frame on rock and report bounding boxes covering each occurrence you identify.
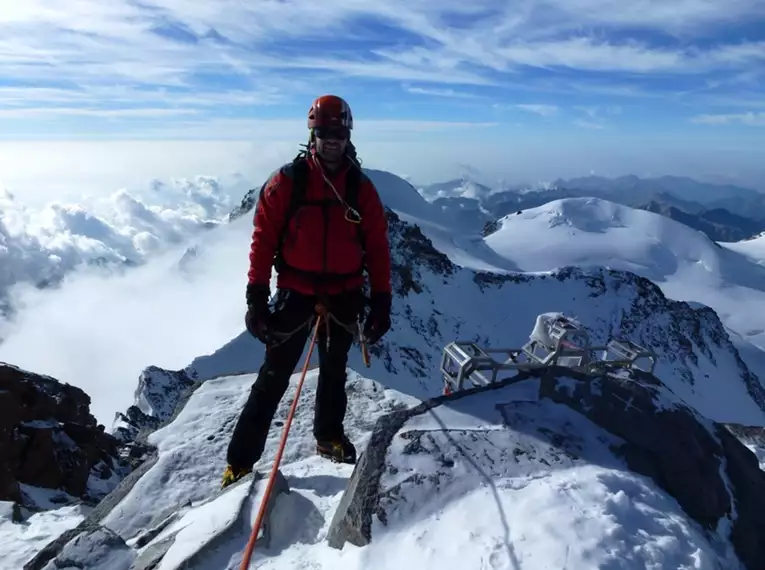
[440,314,657,394]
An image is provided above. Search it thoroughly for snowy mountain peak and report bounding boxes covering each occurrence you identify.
[417,177,494,203]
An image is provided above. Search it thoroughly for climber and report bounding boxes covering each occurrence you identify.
[222,94,393,489]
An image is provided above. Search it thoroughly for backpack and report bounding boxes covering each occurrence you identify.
[271,151,366,277]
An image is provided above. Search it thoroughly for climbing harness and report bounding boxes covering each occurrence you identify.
[265,299,371,367]
[239,305,325,570]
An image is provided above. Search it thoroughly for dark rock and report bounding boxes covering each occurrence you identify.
[386,209,455,297]
[717,427,765,570]
[30,469,290,570]
[111,366,197,446]
[130,532,180,570]
[227,186,260,222]
[24,452,159,570]
[0,362,127,507]
[112,406,161,444]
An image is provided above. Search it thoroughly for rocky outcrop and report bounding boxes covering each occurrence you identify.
[31,526,136,570]
[386,209,455,298]
[24,468,290,570]
[111,366,197,444]
[0,363,127,508]
[227,186,260,222]
[327,366,765,569]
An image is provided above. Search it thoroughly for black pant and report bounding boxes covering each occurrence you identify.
[226,287,365,469]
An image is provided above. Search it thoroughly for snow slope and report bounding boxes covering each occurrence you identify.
[482,197,765,351]
[721,233,765,267]
[0,503,90,570]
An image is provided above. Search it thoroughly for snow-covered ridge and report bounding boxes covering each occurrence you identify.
[479,197,765,351]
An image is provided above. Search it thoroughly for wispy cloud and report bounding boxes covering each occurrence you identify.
[691,112,765,126]
[405,86,482,99]
[514,104,560,117]
[573,119,606,129]
[0,0,763,137]
[0,107,200,119]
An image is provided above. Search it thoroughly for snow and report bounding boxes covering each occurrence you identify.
[721,233,765,267]
[481,197,765,351]
[99,370,418,542]
[744,444,765,470]
[0,503,89,570]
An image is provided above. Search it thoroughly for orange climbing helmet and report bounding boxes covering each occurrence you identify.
[307,94,353,130]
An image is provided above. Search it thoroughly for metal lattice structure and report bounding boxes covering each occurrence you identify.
[440,314,657,395]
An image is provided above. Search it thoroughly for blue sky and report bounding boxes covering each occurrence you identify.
[1,0,765,189]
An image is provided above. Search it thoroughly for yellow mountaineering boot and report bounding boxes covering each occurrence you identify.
[316,435,357,464]
[221,464,252,490]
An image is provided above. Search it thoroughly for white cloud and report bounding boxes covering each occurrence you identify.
[0,172,234,306]
[690,112,765,126]
[542,0,765,32]
[0,0,763,121]
[575,105,622,118]
[0,183,246,427]
[0,218,252,426]
[0,107,200,118]
[573,119,606,129]
[405,86,481,98]
[514,104,559,117]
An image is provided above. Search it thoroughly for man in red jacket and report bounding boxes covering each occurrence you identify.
[222,95,393,488]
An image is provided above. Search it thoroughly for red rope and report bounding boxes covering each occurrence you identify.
[238,309,324,570]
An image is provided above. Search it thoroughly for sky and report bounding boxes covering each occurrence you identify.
[1,0,765,200]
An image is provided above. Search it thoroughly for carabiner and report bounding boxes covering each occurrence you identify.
[345,207,362,224]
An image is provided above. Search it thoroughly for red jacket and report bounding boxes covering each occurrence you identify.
[247,155,392,296]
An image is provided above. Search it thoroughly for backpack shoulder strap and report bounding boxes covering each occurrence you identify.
[284,154,309,223]
[345,166,362,212]
[274,154,309,261]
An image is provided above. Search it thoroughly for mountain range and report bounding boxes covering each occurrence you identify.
[2,169,765,569]
[420,175,765,243]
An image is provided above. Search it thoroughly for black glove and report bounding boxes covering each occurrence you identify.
[363,292,392,345]
[245,284,272,344]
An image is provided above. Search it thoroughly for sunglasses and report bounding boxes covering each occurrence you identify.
[314,126,349,141]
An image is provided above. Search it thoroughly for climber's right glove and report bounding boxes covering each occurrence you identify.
[244,283,273,344]
[363,292,392,345]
